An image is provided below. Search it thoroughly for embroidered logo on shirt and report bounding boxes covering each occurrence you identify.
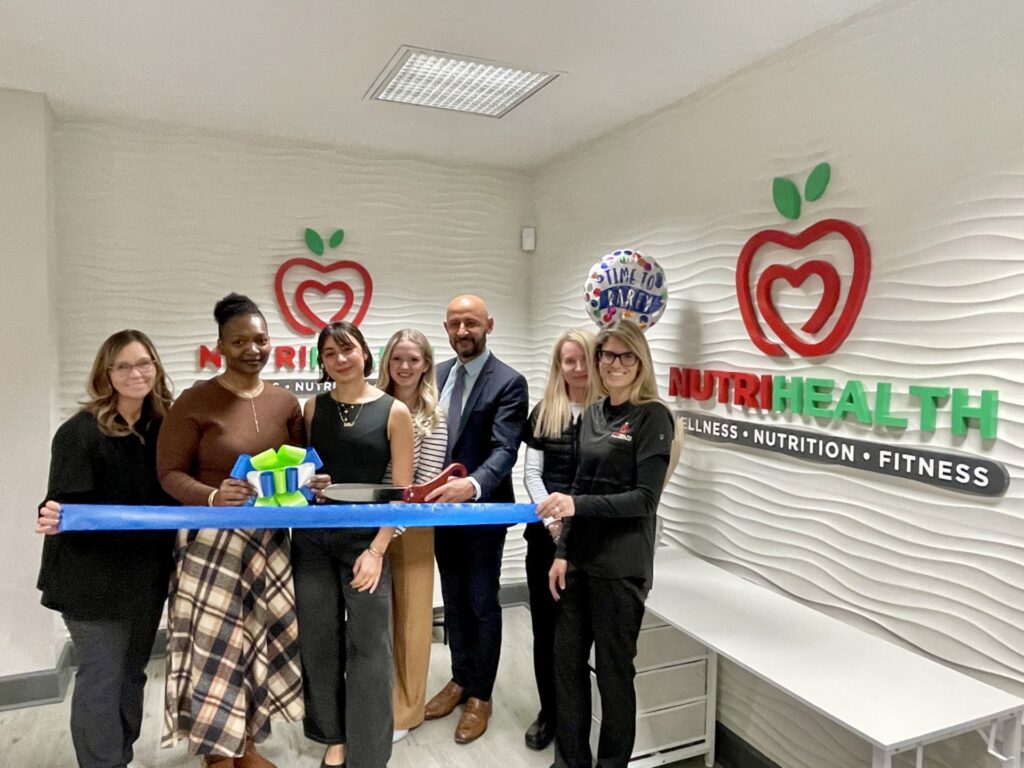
[610,422,633,442]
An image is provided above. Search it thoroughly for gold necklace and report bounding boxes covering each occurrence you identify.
[217,377,264,433]
[332,384,374,428]
[334,399,364,428]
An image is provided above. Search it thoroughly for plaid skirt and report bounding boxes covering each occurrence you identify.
[162,528,304,757]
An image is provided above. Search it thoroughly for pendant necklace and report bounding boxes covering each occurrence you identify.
[335,399,365,428]
[218,377,264,433]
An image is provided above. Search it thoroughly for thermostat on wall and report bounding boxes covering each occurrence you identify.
[521,226,536,252]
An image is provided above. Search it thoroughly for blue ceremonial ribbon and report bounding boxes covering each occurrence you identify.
[59,503,539,531]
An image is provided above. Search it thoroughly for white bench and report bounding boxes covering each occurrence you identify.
[644,547,1024,768]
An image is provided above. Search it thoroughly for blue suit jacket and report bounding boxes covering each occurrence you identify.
[436,352,528,504]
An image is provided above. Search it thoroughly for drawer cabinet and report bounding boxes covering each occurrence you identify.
[636,625,707,670]
[589,610,715,767]
[591,700,707,756]
[593,659,706,717]
[589,624,706,671]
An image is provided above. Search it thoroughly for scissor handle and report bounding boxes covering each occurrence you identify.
[403,463,469,503]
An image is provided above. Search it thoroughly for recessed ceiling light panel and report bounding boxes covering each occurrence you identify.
[367,46,559,118]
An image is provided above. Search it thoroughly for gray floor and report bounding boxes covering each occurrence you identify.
[0,606,711,767]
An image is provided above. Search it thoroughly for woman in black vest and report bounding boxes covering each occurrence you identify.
[36,330,176,768]
[538,319,679,768]
[521,328,599,750]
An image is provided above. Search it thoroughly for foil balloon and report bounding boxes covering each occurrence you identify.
[584,249,668,330]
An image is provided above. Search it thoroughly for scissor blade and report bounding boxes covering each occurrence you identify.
[320,484,406,503]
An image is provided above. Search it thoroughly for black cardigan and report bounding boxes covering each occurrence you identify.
[36,409,176,620]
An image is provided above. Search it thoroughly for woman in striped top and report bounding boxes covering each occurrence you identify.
[377,328,449,741]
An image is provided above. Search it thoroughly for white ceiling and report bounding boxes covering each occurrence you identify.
[0,0,892,169]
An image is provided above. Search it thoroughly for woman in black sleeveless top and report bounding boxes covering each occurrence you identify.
[292,322,414,768]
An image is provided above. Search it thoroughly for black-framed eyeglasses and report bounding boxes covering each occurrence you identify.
[597,349,638,367]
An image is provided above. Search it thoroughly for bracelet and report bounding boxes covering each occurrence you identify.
[367,544,385,558]
[207,489,218,507]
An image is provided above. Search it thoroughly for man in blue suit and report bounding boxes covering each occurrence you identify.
[424,294,528,744]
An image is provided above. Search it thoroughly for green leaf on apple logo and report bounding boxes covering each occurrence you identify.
[772,177,801,220]
[329,229,345,249]
[805,163,831,202]
[305,228,325,256]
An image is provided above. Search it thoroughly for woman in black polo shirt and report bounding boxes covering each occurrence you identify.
[537,319,677,768]
[36,329,176,768]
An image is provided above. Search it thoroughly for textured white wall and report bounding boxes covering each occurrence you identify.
[0,89,62,676]
[19,3,1024,765]
[51,117,536,598]
[529,0,1023,766]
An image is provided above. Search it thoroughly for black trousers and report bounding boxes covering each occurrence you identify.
[292,529,393,768]
[434,525,506,701]
[63,598,164,768]
[553,568,647,768]
[524,523,558,722]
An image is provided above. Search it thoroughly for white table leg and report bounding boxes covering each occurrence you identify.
[871,746,892,768]
[704,650,718,768]
[1006,709,1022,768]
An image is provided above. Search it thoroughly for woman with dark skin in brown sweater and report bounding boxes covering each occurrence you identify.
[157,293,328,768]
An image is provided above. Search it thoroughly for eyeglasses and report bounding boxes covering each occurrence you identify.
[110,359,156,376]
[598,350,638,367]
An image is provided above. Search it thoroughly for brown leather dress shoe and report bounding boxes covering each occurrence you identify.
[454,697,492,743]
[424,679,466,720]
[234,739,277,768]
[201,757,234,767]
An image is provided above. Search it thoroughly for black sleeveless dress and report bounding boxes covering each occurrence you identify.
[309,391,394,540]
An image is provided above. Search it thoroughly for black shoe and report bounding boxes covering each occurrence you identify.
[525,714,555,750]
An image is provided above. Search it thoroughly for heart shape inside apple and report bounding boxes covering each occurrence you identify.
[756,259,840,339]
[736,219,870,357]
[274,258,373,335]
[296,279,355,330]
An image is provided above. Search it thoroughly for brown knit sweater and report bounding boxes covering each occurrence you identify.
[156,378,305,505]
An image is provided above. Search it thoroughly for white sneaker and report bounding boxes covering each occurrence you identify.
[392,729,409,743]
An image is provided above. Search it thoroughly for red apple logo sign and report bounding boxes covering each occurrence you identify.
[274,228,373,336]
[737,163,870,357]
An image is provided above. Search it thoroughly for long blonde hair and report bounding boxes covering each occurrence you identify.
[81,329,173,437]
[595,320,665,406]
[377,328,442,435]
[595,320,684,483]
[534,329,601,440]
